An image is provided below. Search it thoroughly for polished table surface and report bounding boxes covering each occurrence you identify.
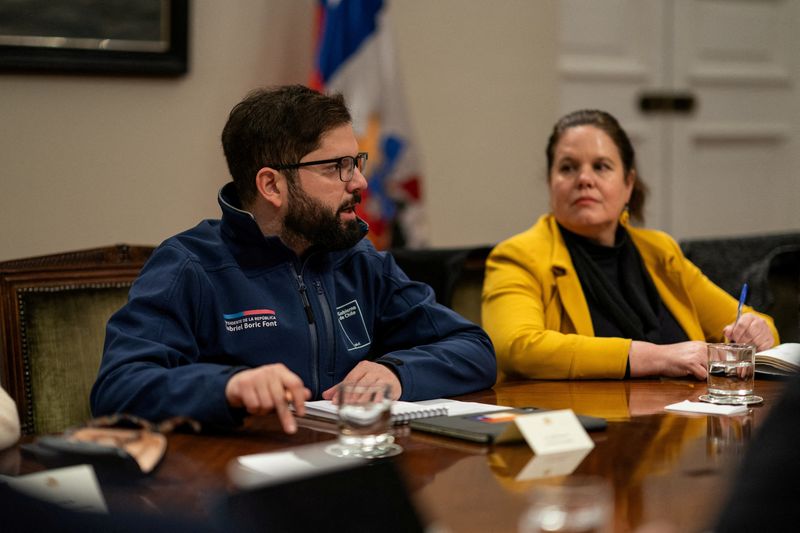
[3,378,787,532]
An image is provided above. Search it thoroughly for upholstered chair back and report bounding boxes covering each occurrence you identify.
[742,245,800,343]
[681,233,800,343]
[0,245,154,435]
[390,246,492,326]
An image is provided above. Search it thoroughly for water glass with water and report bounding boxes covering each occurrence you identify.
[326,382,402,458]
[702,343,762,405]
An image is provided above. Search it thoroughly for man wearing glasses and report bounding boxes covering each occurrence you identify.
[91,85,496,433]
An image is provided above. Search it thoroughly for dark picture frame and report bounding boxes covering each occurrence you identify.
[0,0,188,76]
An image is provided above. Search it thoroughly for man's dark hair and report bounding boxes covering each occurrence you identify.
[545,109,648,223]
[221,85,352,206]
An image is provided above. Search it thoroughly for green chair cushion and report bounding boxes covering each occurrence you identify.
[21,287,130,434]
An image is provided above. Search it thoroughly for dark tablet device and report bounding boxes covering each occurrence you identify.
[410,407,607,444]
[225,459,425,533]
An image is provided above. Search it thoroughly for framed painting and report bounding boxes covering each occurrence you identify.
[0,0,188,75]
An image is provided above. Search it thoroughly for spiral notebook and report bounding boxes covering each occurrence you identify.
[301,399,510,425]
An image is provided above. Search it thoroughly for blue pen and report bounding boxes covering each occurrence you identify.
[733,282,748,329]
[725,283,748,343]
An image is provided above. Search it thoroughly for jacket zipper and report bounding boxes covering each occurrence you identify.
[298,277,315,324]
[293,262,319,397]
[314,280,336,377]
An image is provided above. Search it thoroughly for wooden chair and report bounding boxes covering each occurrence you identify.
[0,244,154,435]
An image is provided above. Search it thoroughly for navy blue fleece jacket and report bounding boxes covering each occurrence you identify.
[91,183,496,426]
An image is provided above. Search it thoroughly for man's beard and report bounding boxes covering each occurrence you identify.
[282,180,363,252]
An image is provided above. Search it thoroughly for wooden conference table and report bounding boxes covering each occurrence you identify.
[5,378,787,532]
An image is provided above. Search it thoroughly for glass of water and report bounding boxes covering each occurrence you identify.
[518,476,613,533]
[325,382,403,459]
[700,343,762,405]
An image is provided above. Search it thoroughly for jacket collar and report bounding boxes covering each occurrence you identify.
[216,182,370,269]
[546,214,573,277]
[544,214,594,335]
[217,182,296,268]
[545,212,688,337]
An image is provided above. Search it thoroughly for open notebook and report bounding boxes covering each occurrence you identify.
[301,399,511,425]
[755,343,800,377]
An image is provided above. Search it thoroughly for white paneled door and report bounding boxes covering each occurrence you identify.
[558,0,800,239]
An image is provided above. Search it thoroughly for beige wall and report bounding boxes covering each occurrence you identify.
[393,0,556,247]
[0,0,557,261]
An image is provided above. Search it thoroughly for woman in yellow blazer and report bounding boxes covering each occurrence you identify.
[482,110,778,381]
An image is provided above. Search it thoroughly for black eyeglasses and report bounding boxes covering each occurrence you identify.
[269,152,368,182]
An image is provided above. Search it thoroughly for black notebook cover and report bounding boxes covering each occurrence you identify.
[410,407,607,444]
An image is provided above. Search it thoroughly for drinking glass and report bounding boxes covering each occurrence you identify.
[518,475,613,533]
[325,382,403,458]
[700,343,762,405]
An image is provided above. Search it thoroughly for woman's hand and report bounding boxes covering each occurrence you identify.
[723,312,775,351]
[629,340,708,379]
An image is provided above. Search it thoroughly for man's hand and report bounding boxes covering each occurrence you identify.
[321,360,402,401]
[723,312,775,351]
[224,363,311,434]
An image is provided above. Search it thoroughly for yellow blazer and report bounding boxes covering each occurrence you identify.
[482,214,779,380]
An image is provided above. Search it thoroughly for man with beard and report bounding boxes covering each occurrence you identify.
[91,86,496,433]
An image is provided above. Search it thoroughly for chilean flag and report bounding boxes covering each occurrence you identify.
[311,0,427,249]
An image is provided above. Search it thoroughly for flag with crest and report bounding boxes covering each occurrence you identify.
[310,0,427,249]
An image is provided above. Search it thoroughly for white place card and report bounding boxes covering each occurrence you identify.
[0,464,107,514]
[664,400,748,416]
[514,409,595,455]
